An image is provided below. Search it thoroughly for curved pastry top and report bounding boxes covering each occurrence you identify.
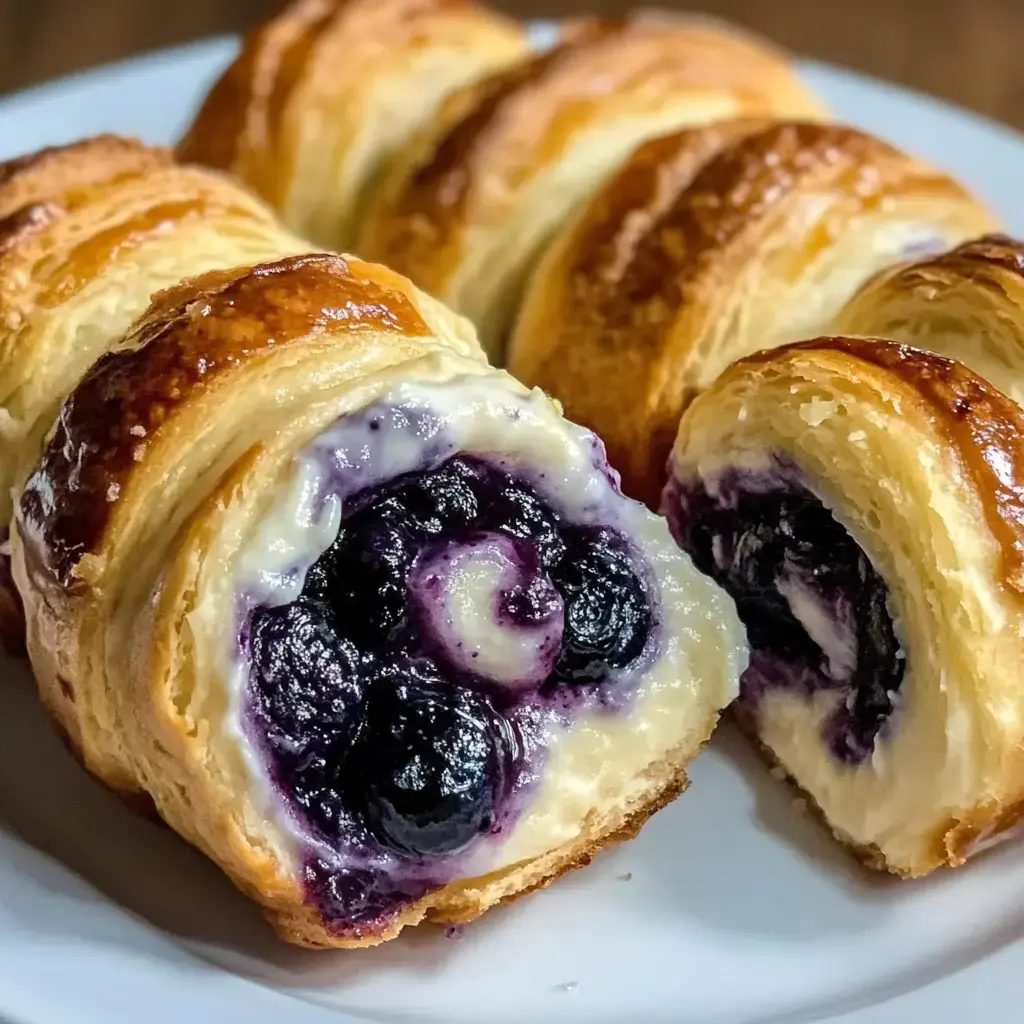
[0,136,307,530]
[834,233,1024,407]
[510,119,998,506]
[738,336,1024,592]
[18,252,479,597]
[358,17,826,356]
[0,135,171,218]
[177,0,528,250]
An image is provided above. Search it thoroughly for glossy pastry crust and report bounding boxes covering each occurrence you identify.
[177,0,528,251]
[667,336,1024,876]
[358,17,827,357]
[510,120,1000,507]
[0,134,308,651]
[11,250,742,947]
[834,233,1024,407]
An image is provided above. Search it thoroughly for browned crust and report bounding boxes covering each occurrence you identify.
[851,231,1024,302]
[16,254,428,594]
[177,0,341,194]
[906,232,1024,279]
[0,135,171,220]
[0,136,194,314]
[0,202,62,257]
[515,121,971,508]
[0,137,176,302]
[364,18,824,295]
[550,118,773,292]
[742,336,1024,594]
[177,0,501,205]
[369,18,626,265]
[561,122,926,299]
[0,137,181,653]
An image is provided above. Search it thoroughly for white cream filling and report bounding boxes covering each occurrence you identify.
[222,371,747,883]
[675,448,982,869]
[408,534,562,690]
[776,572,857,681]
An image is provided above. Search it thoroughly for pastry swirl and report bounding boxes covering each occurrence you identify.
[357,16,826,358]
[5,140,747,946]
[662,336,1024,876]
[509,120,999,507]
[177,0,529,252]
[833,233,1024,406]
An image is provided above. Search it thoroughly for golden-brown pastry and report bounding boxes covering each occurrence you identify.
[6,143,747,946]
[358,17,827,358]
[177,0,528,252]
[509,120,999,507]
[662,336,1024,877]
[834,233,1024,405]
[0,135,308,652]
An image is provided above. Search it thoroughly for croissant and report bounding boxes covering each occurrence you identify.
[509,120,999,507]
[833,234,1024,406]
[351,15,827,358]
[0,135,309,651]
[663,336,1024,877]
[177,0,529,252]
[6,137,748,947]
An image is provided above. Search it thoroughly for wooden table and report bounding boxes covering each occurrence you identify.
[1,0,1023,132]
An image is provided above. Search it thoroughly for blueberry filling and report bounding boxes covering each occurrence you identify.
[246,453,653,930]
[665,458,904,764]
[347,663,511,857]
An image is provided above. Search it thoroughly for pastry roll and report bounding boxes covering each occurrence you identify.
[12,252,747,946]
[509,120,999,507]
[663,336,1024,877]
[177,0,528,252]
[834,234,1024,405]
[358,17,826,359]
[0,135,308,651]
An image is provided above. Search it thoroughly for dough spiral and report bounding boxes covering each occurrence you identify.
[663,337,1024,876]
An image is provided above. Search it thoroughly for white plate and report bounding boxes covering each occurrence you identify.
[2,30,1024,1024]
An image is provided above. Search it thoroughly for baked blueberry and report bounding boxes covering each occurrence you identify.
[669,463,904,763]
[304,858,433,930]
[551,527,652,684]
[249,599,363,834]
[347,660,511,857]
[246,450,656,929]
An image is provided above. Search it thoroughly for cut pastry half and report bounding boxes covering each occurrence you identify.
[13,252,747,947]
[834,233,1024,406]
[509,120,999,507]
[358,16,826,358]
[177,0,529,252]
[662,336,1024,877]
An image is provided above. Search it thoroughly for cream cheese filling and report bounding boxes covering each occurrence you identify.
[221,372,747,882]
[408,533,563,690]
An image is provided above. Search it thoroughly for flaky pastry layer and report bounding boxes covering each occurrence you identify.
[668,337,1024,876]
[510,120,998,506]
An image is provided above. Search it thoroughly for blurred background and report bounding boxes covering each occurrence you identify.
[0,0,1022,130]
